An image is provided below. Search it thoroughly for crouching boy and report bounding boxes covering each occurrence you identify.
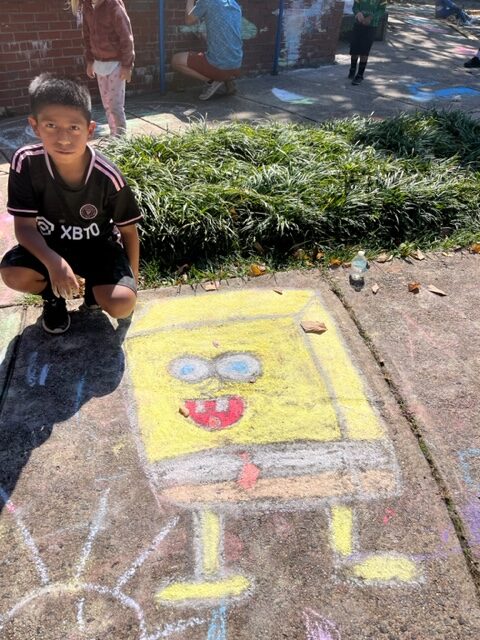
[0,73,142,334]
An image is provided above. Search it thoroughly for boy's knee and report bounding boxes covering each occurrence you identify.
[0,266,44,292]
[100,291,137,319]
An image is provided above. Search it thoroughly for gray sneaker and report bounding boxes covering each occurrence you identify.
[199,80,223,101]
[224,79,237,95]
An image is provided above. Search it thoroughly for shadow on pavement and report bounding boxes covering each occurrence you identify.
[0,309,129,515]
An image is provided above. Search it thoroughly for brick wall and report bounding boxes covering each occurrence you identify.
[0,0,344,116]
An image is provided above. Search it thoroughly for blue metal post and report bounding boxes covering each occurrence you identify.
[158,0,166,94]
[272,0,285,75]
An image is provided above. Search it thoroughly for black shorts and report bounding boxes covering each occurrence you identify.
[350,22,376,57]
[0,238,136,292]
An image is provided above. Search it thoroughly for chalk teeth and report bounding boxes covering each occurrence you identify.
[194,397,231,413]
[216,397,230,412]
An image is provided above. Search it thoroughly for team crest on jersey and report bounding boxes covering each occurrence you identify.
[37,217,55,236]
[79,204,98,220]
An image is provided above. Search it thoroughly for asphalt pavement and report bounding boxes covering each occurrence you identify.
[1,4,480,639]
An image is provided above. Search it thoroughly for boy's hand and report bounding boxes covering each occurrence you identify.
[356,11,365,23]
[47,257,79,300]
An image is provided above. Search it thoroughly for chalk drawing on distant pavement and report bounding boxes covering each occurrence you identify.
[407,81,480,102]
[272,87,316,104]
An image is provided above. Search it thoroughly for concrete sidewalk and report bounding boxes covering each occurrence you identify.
[1,4,480,639]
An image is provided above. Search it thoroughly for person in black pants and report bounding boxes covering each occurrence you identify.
[349,0,387,85]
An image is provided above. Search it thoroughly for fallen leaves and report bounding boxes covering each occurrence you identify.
[376,253,393,263]
[249,263,267,277]
[372,283,380,294]
[202,281,220,291]
[329,258,342,268]
[300,320,328,335]
[470,243,480,254]
[411,249,426,261]
[427,284,447,296]
[179,405,190,418]
[408,282,420,293]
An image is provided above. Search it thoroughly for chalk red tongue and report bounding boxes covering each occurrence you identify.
[185,396,244,430]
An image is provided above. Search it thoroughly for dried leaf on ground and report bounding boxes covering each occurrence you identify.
[427,284,447,296]
[408,282,421,293]
[300,320,328,335]
[179,405,190,418]
[470,243,480,254]
[372,283,380,294]
[411,249,426,261]
[202,281,220,291]
[329,258,342,268]
[376,253,393,263]
[315,250,325,261]
[293,248,307,259]
[249,263,267,277]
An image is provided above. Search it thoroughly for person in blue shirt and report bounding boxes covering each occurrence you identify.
[435,0,473,26]
[171,0,243,100]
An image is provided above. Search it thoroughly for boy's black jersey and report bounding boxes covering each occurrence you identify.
[7,143,142,245]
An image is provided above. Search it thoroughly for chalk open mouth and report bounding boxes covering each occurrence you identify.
[185,395,244,431]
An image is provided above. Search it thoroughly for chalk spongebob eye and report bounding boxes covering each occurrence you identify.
[169,356,211,383]
[215,353,261,381]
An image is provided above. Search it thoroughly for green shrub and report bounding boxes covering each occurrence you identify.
[103,111,480,269]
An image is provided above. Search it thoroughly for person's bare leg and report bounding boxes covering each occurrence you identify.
[92,284,136,319]
[0,266,47,294]
[171,52,209,81]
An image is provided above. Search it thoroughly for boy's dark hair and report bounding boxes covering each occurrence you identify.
[29,73,92,121]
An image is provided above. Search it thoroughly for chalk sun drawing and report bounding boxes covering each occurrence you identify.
[0,487,204,639]
[124,288,423,636]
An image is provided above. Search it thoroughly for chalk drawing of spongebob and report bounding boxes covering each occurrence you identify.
[125,289,421,606]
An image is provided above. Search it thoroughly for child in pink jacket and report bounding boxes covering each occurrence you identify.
[71,0,135,136]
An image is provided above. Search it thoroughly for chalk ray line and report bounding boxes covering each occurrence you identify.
[76,597,86,632]
[0,487,50,586]
[73,488,110,580]
[114,516,179,592]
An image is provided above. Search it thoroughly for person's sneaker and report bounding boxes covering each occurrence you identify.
[464,56,480,68]
[352,74,364,85]
[199,80,223,101]
[83,283,101,310]
[224,79,237,95]
[42,297,70,334]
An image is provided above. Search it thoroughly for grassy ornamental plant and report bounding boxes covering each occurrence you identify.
[103,110,480,284]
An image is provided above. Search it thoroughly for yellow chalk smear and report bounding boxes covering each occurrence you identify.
[302,300,383,440]
[132,289,312,333]
[201,510,220,575]
[156,575,250,602]
[331,505,353,556]
[353,556,420,582]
